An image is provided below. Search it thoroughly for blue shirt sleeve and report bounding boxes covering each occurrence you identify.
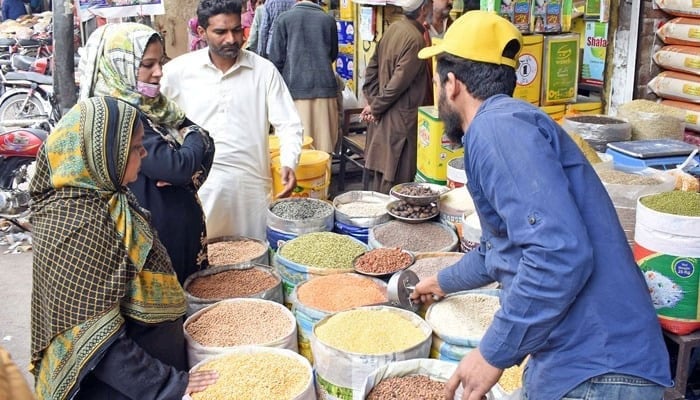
[437,244,494,293]
[466,110,595,369]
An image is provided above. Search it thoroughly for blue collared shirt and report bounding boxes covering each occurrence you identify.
[438,95,672,400]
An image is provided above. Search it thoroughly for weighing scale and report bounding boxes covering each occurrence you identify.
[605,139,700,173]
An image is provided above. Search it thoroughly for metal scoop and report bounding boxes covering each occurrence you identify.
[386,269,422,312]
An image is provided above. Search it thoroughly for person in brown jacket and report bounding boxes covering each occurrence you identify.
[360,0,432,194]
[0,346,34,400]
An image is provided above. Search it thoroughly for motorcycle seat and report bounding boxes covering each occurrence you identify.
[17,39,40,47]
[5,71,53,85]
[0,38,16,47]
[11,54,34,71]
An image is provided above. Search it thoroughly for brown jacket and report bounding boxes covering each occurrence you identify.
[363,17,427,183]
[0,347,34,400]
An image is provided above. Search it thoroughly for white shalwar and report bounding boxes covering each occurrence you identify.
[161,48,302,240]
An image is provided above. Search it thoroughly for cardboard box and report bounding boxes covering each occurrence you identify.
[580,21,608,87]
[336,54,354,81]
[337,20,354,45]
[541,33,579,105]
[514,34,543,106]
[417,106,464,183]
[584,0,609,21]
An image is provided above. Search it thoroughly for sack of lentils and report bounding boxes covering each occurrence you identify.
[369,221,459,253]
[289,273,388,363]
[274,232,368,304]
[310,306,432,400]
[361,358,504,400]
[189,346,315,400]
[183,263,283,316]
[184,298,298,367]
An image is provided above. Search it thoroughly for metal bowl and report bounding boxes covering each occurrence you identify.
[352,248,416,278]
[333,190,392,228]
[390,182,451,206]
[386,200,440,224]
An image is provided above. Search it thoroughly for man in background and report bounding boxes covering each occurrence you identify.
[268,0,339,154]
[161,0,303,241]
[360,0,432,193]
[256,0,294,57]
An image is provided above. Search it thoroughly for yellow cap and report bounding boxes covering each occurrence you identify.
[418,10,523,68]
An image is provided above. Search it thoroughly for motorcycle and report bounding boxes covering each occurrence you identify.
[0,126,45,232]
[0,66,58,130]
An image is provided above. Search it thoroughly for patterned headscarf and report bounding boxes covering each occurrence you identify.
[30,97,185,399]
[78,23,186,127]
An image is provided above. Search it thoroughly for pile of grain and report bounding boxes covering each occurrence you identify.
[641,191,700,216]
[427,293,500,339]
[315,309,427,354]
[367,375,446,400]
[279,232,366,269]
[597,169,663,185]
[336,201,388,217]
[186,301,293,347]
[186,268,279,299]
[297,274,387,312]
[372,221,455,252]
[208,239,267,266]
[408,254,463,280]
[192,352,310,400]
[617,100,685,141]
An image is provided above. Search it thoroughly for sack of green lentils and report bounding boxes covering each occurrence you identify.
[183,298,298,367]
[360,358,505,400]
[274,232,368,305]
[189,346,315,400]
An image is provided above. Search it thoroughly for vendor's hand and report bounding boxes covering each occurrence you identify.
[360,105,376,123]
[186,370,218,395]
[410,275,445,306]
[446,349,502,400]
[156,181,172,187]
[276,167,297,198]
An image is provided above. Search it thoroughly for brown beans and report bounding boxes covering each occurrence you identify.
[367,375,447,399]
[396,185,438,197]
[186,268,279,299]
[186,301,293,347]
[389,200,438,219]
[355,248,412,275]
[208,239,267,266]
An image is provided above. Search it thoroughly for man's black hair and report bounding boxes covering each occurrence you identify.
[197,0,243,29]
[435,39,520,100]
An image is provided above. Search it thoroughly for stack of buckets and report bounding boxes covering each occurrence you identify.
[269,135,331,200]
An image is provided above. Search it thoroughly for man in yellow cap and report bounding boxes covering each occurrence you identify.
[412,10,671,400]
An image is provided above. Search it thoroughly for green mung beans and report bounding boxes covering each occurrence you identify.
[640,191,700,217]
[279,232,365,269]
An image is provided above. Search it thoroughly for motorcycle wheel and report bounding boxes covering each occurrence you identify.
[0,93,47,124]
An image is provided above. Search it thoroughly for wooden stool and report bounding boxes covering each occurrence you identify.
[664,330,700,399]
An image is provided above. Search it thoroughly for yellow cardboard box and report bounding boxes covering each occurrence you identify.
[513,34,543,106]
[417,106,464,182]
[340,0,353,21]
[541,33,579,105]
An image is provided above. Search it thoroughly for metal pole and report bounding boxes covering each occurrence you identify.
[52,0,78,116]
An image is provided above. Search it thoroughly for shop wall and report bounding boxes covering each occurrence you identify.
[635,0,670,100]
[154,0,199,59]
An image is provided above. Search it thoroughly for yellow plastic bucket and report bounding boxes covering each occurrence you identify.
[271,150,331,199]
[565,101,603,116]
[540,104,566,123]
[269,135,314,159]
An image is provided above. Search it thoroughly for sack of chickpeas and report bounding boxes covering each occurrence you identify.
[360,358,507,400]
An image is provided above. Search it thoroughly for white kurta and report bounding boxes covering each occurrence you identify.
[161,48,302,240]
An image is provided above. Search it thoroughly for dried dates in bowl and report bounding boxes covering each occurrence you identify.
[387,200,439,223]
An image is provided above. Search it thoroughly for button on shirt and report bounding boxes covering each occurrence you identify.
[438,95,671,400]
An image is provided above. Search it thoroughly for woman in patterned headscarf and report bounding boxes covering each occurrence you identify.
[79,23,215,285]
[29,97,218,399]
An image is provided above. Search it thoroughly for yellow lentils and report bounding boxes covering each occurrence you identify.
[315,309,427,354]
[192,352,310,400]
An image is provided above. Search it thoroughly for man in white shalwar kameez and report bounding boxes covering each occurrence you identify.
[161,0,302,241]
